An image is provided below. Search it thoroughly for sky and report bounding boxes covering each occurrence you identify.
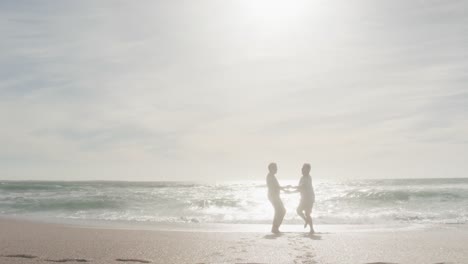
[1,0,467,181]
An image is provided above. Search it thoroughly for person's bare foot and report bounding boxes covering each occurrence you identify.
[271,228,281,234]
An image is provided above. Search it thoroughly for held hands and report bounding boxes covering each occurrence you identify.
[281,185,299,193]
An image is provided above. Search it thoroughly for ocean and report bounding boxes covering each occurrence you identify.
[0,178,467,226]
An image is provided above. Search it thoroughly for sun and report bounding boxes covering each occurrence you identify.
[238,0,329,33]
[244,0,325,18]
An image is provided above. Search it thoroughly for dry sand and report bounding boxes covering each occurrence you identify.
[0,218,467,264]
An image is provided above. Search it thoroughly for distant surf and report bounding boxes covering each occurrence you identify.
[1,178,467,226]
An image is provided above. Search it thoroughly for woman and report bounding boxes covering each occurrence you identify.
[296,163,315,233]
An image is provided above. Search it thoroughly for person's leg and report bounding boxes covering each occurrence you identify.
[271,198,283,233]
[296,203,307,228]
[272,208,280,233]
[305,207,314,233]
[272,200,287,233]
[269,199,278,233]
[277,200,286,229]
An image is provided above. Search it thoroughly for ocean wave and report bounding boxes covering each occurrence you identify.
[191,198,241,209]
[1,179,468,225]
[9,198,123,212]
[337,188,466,202]
[0,182,66,191]
[0,181,200,191]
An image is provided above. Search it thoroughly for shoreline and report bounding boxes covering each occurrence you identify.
[1,217,468,263]
[0,214,446,233]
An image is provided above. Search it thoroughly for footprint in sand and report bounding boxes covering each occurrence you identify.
[115,258,152,263]
[46,258,89,263]
[365,262,399,264]
[210,251,224,257]
[234,263,267,264]
[293,255,316,264]
[2,254,38,259]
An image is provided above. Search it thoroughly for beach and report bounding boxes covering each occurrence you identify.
[1,218,467,264]
[2,0,468,263]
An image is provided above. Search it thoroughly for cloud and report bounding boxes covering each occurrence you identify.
[0,0,467,180]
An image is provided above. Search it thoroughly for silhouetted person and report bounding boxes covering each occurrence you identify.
[296,163,315,233]
[266,162,286,233]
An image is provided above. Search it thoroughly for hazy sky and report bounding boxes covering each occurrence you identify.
[1,0,467,181]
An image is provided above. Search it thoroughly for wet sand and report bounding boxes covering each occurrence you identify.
[0,218,467,264]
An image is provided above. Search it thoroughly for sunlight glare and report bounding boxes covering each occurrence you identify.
[239,0,330,34]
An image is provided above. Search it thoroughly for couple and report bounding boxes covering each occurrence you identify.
[266,162,315,234]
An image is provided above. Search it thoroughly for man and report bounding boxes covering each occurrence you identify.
[266,162,286,233]
[296,163,315,233]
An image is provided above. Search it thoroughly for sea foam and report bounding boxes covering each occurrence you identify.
[1,178,467,225]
